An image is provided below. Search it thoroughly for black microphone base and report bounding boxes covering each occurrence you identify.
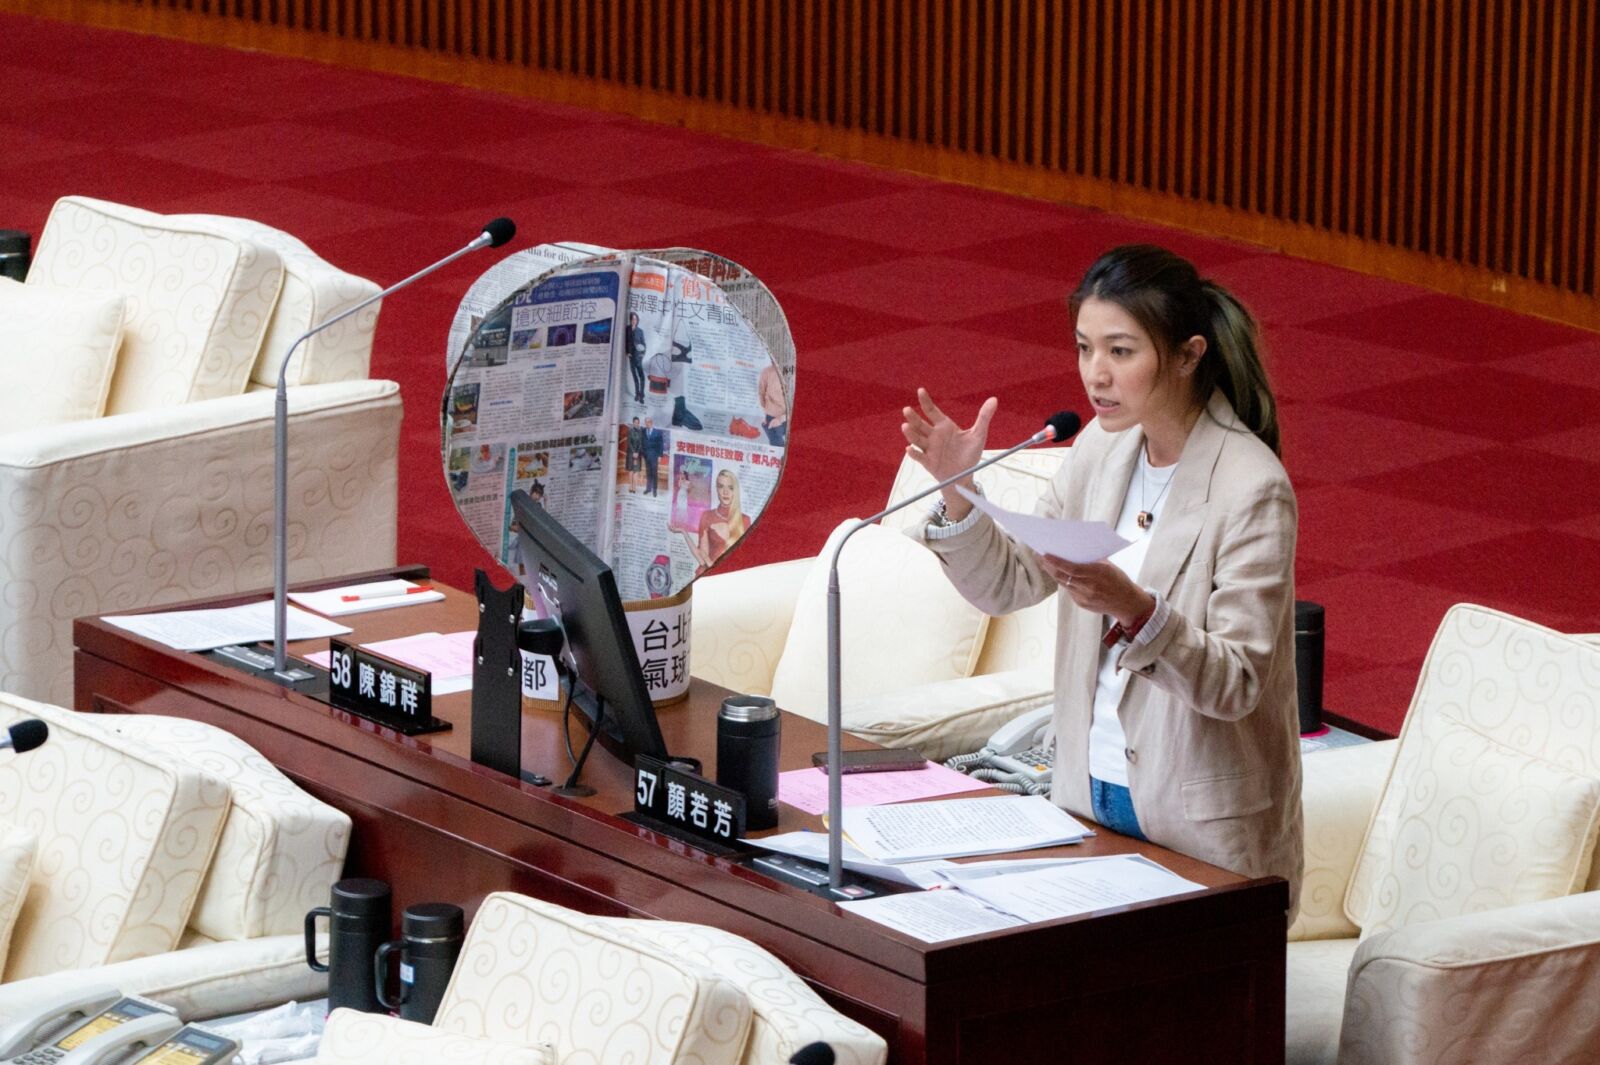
[207,644,325,693]
[748,853,884,901]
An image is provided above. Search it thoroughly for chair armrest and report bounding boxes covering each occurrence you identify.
[1289,740,1397,941]
[1338,891,1600,1065]
[316,1010,554,1065]
[835,668,1055,764]
[0,934,328,1022]
[690,557,813,695]
[0,380,400,706]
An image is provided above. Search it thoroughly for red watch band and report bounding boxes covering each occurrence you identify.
[1102,604,1157,649]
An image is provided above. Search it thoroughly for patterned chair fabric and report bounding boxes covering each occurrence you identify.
[1286,605,1600,1065]
[316,1008,555,1065]
[691,449,1063,760]
[29,197,282,415]
[0,700,352,1019]
[0,195,400,707]
[0,696,231,981]
[436,893,752,1065]
[106,716,351,941]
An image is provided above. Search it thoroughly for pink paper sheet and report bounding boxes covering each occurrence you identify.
[777,762,992,815]
[302,630,476,676]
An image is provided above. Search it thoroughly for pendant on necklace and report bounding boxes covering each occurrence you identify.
[1136,511,1154,530]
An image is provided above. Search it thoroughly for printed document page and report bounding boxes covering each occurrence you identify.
[839,795,1091,863]
[954,485,1128,563]
[955,854,1204,923]
[105,600,351,652]
[837,889,1024,943]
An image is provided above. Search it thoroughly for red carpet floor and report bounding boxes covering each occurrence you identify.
[5,14,1598,735]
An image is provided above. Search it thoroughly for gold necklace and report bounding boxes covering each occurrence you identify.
[1136,448,1176,530]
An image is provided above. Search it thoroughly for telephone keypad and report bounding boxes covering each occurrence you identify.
[15,1047,66,1064]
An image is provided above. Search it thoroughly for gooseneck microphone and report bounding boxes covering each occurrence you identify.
[271,218,519,680]
[822,410,1082,891]
[0,719,47,754]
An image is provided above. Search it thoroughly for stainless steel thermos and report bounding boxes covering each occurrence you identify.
[305,878,392,1013]
[717,694,781,830]
[374,902,465,1024]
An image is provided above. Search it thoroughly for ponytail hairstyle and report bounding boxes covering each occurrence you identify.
[1069,244,1280,456]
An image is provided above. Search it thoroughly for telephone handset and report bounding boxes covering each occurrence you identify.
[945,706,1055,795]
[118,1023,240,1065]
[0,987,120,1059]
[0,996,180,1065]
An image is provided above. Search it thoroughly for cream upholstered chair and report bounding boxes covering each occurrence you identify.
[1,195,401,706]
[1287,604,1600,1065]
[692,449,1065,760]
[322,891,887,1065]
[0,697,349,1019]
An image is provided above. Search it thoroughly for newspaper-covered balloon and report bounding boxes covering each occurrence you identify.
[443,245,793,603]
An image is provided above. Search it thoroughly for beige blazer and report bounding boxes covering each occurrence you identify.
[920,390,1303,914]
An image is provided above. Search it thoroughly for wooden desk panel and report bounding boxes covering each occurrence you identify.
[73,575,1285,1064]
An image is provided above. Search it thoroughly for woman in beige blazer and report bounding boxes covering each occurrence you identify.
[907,245,1303,914]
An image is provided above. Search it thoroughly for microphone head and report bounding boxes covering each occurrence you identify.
[1044,410,1083,442]
[788,1044,835,1065]
[7,719,47,754]
[481,217,517,248]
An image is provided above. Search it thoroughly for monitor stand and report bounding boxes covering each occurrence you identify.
[551,695,606,798]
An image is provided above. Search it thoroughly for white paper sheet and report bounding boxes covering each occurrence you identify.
[104,600,351,652]
[955,854,1203,923]
[954,485,1129,563]
[839,795,1091,863]
[742,832,955,889]
[837,889,1023,942]
[288,580,445,617]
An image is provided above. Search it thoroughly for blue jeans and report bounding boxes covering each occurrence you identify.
[1090,777,1147,841]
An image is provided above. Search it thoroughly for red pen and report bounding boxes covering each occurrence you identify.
[340,585,434,602]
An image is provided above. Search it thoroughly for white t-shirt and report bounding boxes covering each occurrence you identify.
[1086,448,1178,786]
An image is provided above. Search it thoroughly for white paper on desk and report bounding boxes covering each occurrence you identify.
[104,600,351,652]
[840,795,1091,863]
[955,854,1204,924]
[743,832,955,889]
[838,889,1024,942]
[954,485,1129,563]
[289,580,445,617]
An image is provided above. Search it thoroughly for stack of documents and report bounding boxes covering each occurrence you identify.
[840,854,1205,942]
[105,600,351,652]
[837,795,1092,863]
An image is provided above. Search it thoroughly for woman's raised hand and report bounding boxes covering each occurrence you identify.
[902,389,997,507]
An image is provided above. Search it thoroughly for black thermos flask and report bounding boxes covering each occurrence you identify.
[305,878,392,1014]
[1295,600,1326,735]
[718,694,781,830]
[374,902,465,1024]
[0,231,28,283]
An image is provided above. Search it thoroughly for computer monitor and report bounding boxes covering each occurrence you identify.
[509,489,668,770]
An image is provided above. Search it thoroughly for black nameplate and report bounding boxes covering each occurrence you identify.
[327,637,450,736]
[632,755,746,848]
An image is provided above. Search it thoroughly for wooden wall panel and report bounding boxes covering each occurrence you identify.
[9,0,1598,329]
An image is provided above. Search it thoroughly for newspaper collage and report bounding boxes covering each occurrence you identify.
[444,245,791,603]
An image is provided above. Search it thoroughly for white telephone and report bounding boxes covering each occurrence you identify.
[945,706,1054,794]
[0,987,120,1059]
[0,995,181,1065]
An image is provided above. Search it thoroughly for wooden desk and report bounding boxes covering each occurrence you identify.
[73,575,1286,1065]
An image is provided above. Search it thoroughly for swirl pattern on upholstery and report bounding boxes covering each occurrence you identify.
[0,818,38,978]
[0,278,126,430]
[316,1009,555,1065]
[690,557,810,696]
[30,197,281,414]
[1346,605,1600,931]
[106,716,351,942]
[169,214,381,388]
[605,918,888,1065]
[0,379,401,707]
[436,893,752,1065]
[1289,741,1396,942]
[0,696,230,981]
[1337,892,1600,1065]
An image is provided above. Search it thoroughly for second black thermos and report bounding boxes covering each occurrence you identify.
[305,878,392,1014]
[1295,600,1326,735]
[718,694,780,830]
[374,902,465,1024]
